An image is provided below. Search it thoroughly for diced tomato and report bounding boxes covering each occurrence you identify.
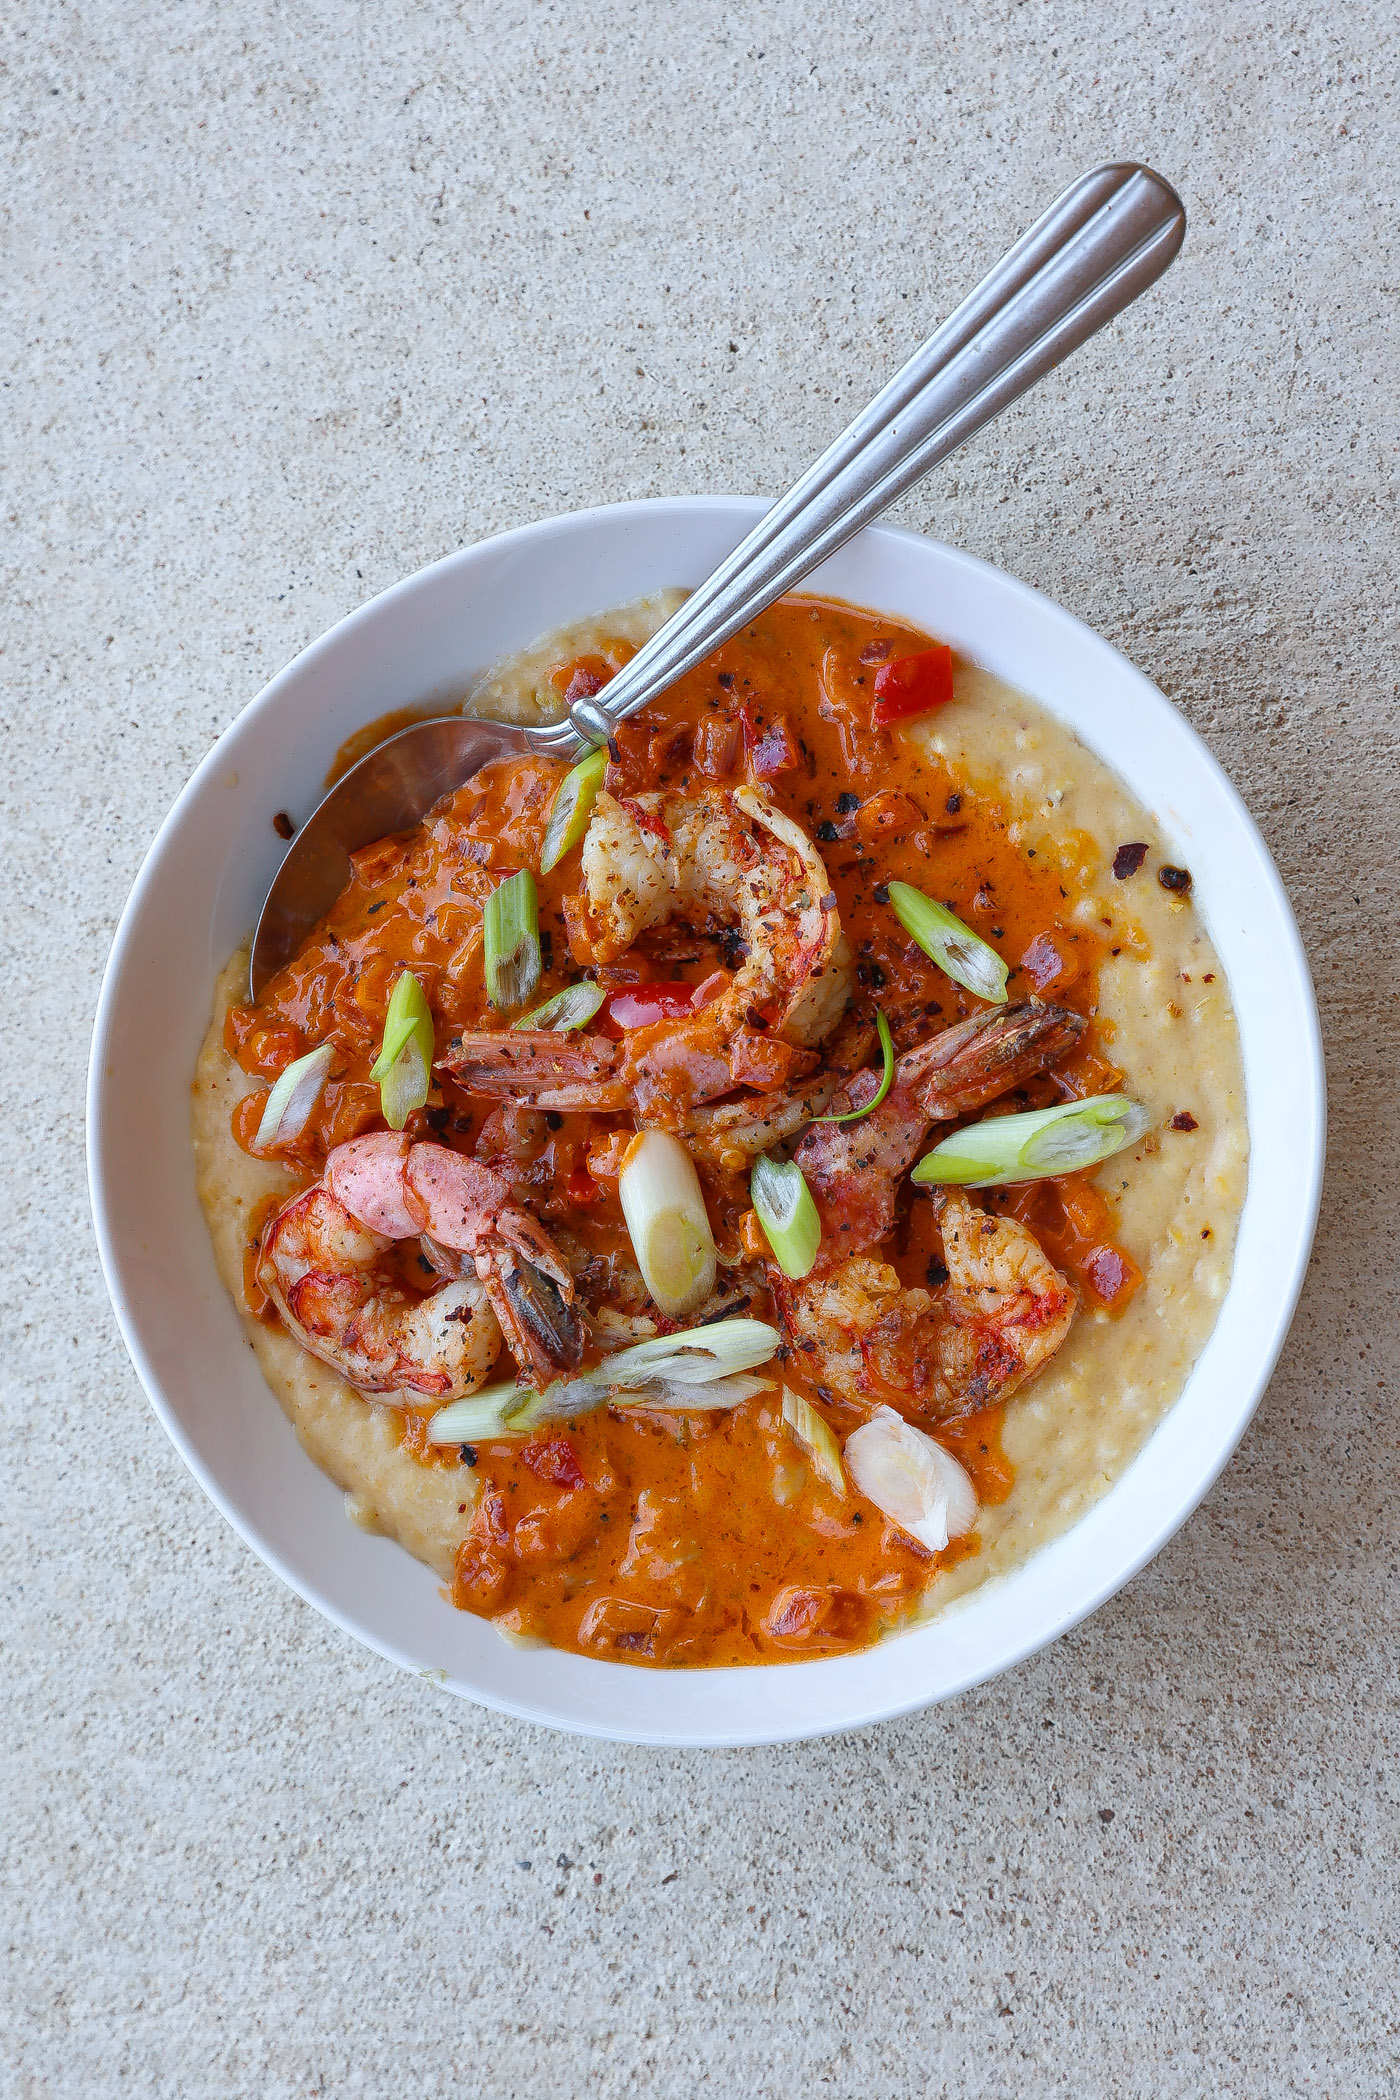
[521,1435,586,1492]
[1081,1242,1145,1313]
[600,983,700,1033]
[1020,929,1081,995]
[739,703,800,778]
[870,643,954,728]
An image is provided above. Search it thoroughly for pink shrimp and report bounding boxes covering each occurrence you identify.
[259,1133,584,1397]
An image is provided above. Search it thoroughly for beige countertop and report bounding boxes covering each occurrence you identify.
[3,4,1396,2093]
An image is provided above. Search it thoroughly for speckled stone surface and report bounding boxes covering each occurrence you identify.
[4,4,1397,2093]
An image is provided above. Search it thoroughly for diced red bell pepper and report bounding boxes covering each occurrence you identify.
[870,643,954,728]
[600,983,700,1033]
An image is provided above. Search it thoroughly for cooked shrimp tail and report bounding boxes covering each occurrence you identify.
[793,1000,1084,1254]
[439,1030,628,1112]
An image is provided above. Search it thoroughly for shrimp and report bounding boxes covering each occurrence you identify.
[779,1190,1076,1422]
[258,1132,585,1397]
[792,1000,1085,1253]
[441,784,854,1115]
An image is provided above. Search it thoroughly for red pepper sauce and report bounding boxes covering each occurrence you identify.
[228,596,1144,1665]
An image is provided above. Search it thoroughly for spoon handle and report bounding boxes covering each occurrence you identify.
[551,161,1184,758]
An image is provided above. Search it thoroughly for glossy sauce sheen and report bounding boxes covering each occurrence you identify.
[231,598,1142,1666]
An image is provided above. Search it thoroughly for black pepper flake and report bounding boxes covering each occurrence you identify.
[926,1258,950,1289]
[1113,842,1149,880]
[852,1510,863,1523]
[945,794,962,815]
[1170,1111,1199,1132]
[544,1111,564,1131]
[815,820,840,842]
[272,810,295,840]
[1158,864,1192,893]
[873,882,890,905]
[367,900,386,914]
[459,1444,478,1466]
[718,671,734,689]
[606,735,621,764]
[836,792,861,814]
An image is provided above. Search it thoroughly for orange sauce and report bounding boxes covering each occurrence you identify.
[229,596,1144,1665]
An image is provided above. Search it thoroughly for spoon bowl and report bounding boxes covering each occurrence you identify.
[250,715,534,995]
[249,161,1185,995]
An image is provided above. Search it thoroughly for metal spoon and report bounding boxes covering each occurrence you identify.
[250,161,1184,995]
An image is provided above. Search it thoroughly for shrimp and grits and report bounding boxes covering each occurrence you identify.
[193,594,1247,1667]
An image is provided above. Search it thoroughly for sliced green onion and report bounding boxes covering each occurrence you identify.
[253,1040,336,1149]
[911,1093,1150,1188]
[504,1380,606,1430]
[750,1156,821,1278]
[618,1130,717,1317]
[814,1007,895,1125]
[425,1382,531,1443]
[587,1318,780,1389]
[844,1404,977,1551]
[539,747,606,874]
[616,1372,775,1412]
[369,970,434,1131]
[512,981,606,1032]
[781,1388,846,1495]
[483,870,541,1012]
[887,881,1008,1004]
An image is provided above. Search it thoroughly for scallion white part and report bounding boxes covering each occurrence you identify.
[425,1382,531,1442]
[912,1094,1149,1188]
[781,1388,846,1494]
[253,1040,336,1150]
[750,1155,821,1278]
[588,1318,780,1387]
[513,981,606,1032]
[615,1373,775,1412]
[618,1131,717,1317]
[844,1405,977,1552]
[483,869,542,1011]
[369,969,435,1131]
[540,747,607,874]
[887,881,1008,1004]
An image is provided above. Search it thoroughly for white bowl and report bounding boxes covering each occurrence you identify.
[88,499,1324,1746]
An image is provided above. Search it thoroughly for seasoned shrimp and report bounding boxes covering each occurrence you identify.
[442,783,854,1115]
[793,1001,1084,1253]
[780,1190,1076,1422]
[259,1132,585,1396]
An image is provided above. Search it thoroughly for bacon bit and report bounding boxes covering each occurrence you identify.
[694,712,742,779]
[1112,842,1149,879]
[1158,864,1192,893]
[272,810,295,840]
[1020,930,1080,995]
[522,1435,586,1491]
[1170,1110,1199,1132]
[739,703,800,778]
